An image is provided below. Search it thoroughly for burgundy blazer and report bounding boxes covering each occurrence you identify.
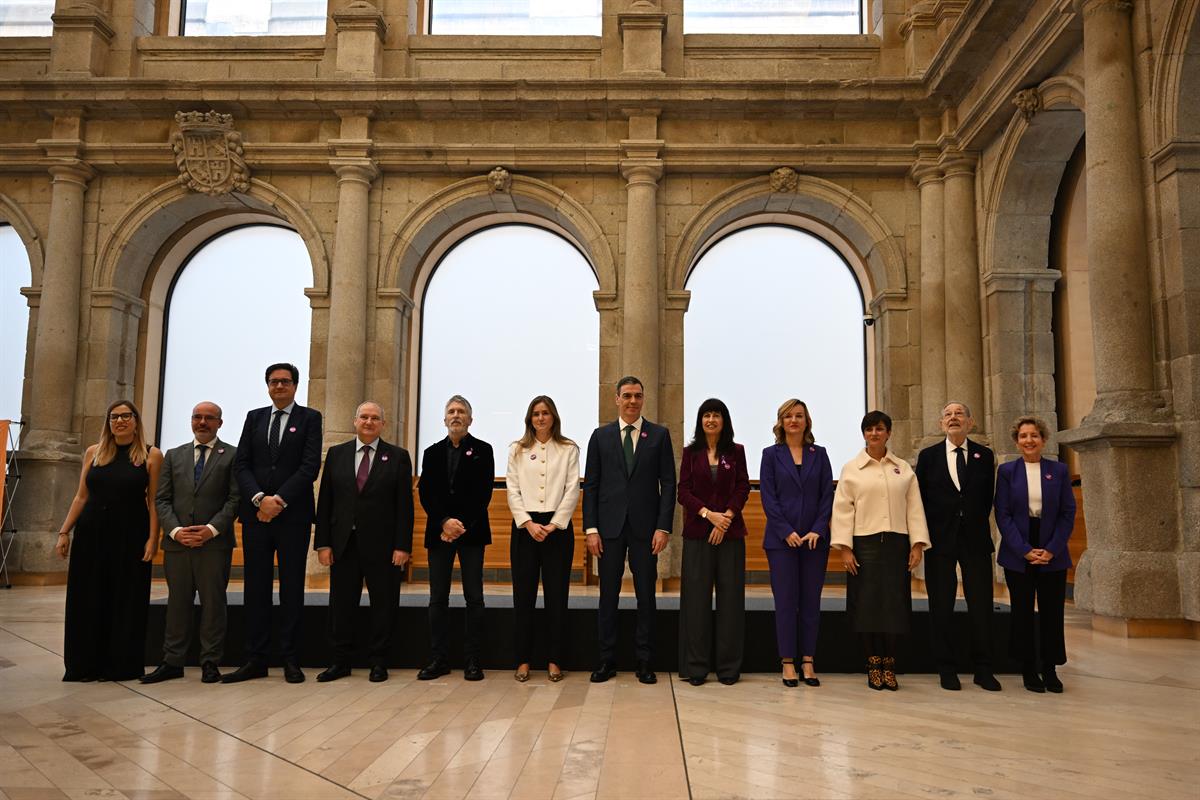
[677,444,751,540]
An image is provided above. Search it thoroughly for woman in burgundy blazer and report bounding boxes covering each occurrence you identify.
[760,399,834,687]
[677,398,751,685]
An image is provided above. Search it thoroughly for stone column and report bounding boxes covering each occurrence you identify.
[24,159,93,453]
[323,157,378,443]
[619,157,663,422]
[941,156,985,425]
[913,162,946,439]
[1058,0,1184,633]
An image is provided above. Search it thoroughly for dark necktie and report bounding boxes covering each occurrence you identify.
[356,445,372,492]
[194,443,208,485]
[623,425,635,474]
[269,409,284,460]
[955,446,966,490]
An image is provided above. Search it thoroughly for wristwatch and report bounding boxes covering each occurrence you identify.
[700,509,709,520]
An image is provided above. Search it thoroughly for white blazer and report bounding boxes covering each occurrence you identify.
[831,448,931,550]
[505,438,581,530]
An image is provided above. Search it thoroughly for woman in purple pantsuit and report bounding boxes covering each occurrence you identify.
[760,399,835,687]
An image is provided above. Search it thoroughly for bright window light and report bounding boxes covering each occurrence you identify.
[0,224,30,423]
[430,0,602,35]
[0,0,53,37]
[182,0,327,36]
[684,0,862,35]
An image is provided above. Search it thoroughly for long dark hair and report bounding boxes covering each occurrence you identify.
[686,398,735,455]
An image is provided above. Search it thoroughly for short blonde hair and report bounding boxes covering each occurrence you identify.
[1010,415,1051,442]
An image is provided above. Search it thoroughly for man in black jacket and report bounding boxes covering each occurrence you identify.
[314,401,414,683]
[915,401,1000,692]
[417,395,494,681]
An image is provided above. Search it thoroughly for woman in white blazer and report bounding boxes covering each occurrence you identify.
[506,395,580,682]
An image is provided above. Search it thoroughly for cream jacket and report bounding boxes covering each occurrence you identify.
[830,449,931,550]
[506,438,581,530]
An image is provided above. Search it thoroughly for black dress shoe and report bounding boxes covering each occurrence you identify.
[939,671,962,691]
[718,676,738,686]
[635,661,657,684]
[1043,667,1063,693]
[418,659,451,680]
[782,676,799,688]
[283,661,306,684]
[1023,671,1046,693]
[317,664,351,683]
[589,662,617,683]
[973,673,1002,691]
[369,664,388,683]
[687,676,705,686]
[139,664,184,684]
[463,659,484,681]
[201,662,222,684]
[221,662,268,683]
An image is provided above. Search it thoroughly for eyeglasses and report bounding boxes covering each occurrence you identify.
[267,378,295,387]
[109,412,135,422]
[191,414,220,422]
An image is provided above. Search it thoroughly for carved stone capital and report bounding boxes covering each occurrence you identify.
[487,166,512,193]
[332,0,388,39]
[620,160,663,186]
[171,111,250,196]
[330,157,379,187]
[1013,88,1042,121]
[1076,0,1134,16]
[769,166,799,193]
[909,160,944,186]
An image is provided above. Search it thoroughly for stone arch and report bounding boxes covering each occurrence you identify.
[1150,0,1200,146]
[380,174,617,301]
[0,192,45,286]
[90,179,329,440]
[668,173,905,301]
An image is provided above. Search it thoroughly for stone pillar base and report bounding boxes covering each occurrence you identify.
[9,450,82,576]
[1091,615,1200,640]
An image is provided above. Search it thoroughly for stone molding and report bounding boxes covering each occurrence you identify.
[1150,140,1200,181]
[1057,421,1177,449]
[0,192,45,284]
[664,289,691,312]
[487,166,512,193]
[375,288,415,314]
[620,160,663,186]
[89,286,147,317]
[171,111,250,196]
[332,1,388,39]
[50,3,114,40]
[1013,87,1042,120]
[331,158,380,187]
[618,1,667,76]
[1148,0,1200,148]
[1076,0,1134,16]
[769,167,798,193]
[982,269,1062,295]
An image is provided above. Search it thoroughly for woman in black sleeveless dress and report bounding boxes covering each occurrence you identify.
[55,399,163,681]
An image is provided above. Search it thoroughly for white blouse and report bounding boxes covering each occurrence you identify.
[1025,460,1043,518]
[830,449,932,550]
[505,438,581,530]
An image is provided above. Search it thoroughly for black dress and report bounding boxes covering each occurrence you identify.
[63,443,152,681]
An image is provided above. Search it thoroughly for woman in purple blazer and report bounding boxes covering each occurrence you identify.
[760,399,834,687]
[994,415,1076,694]
[677,398,750,685]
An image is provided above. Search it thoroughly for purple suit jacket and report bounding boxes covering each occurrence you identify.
[994,457,1076,572]
[677,444,750,540]
[759,443,834,550]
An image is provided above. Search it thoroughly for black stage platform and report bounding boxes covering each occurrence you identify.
[146,591,1023,675]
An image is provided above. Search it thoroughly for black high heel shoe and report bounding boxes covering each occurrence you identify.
[781,659,799,688]
[800,658,820,687]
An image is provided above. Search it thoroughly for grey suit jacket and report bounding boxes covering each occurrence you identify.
[156,437,240,552]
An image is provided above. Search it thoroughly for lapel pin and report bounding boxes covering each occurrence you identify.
[1045,473,1053,480]
[381,454,389,462]
[893,467,901,474]
[973,452,981,459]
[809,446,815,452]
[640,431,648,438]
[217,448,225,454]
[530,453,537,460]
[466,449,474,457]
[288,426,297,433]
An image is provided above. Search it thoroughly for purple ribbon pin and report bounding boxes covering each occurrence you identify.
[381,454,389,461]
[288,426,296,433]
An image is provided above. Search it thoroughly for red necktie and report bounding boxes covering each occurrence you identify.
[356,445,371,492]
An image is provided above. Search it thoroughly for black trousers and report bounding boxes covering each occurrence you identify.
[511,513,574,666]
[242,520,310,662]
[1004,517,1068,667]
[328,530,401,665]
[925,534,994,672]
[678,536,745,681]
[597,521,657,663]
[427,540,485,662]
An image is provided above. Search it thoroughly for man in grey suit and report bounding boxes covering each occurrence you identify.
[142,401,240,684]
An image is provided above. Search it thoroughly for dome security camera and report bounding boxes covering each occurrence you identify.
[862,313,875,327]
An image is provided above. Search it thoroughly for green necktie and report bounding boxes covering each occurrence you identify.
[623,424,635,473]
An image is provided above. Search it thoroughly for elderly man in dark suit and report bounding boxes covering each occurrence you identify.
[313,401,414,683]
[583,375,676,684]
[142,401,239,685]
[915,401,1000,692]
[417,395,494,682]
[224,362,323,684]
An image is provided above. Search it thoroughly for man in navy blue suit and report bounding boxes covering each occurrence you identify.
[583,376,676,684]
[224,362,323,684]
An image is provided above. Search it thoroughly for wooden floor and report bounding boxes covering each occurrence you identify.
[1,586,1197,800]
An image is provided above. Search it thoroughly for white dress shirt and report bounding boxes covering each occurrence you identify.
[169,438,222,542]
[831,448,932,550]
[1025,460,1043,518]
[267,402,295,444]
[944,437,968,492]
[506,437,580,530]
[584,417,650,536]
[354,437,377,474]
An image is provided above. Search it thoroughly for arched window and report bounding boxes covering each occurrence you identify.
[417,224,600,473]
[158,225,312,448]
[0,223,30,424]
[684,225,866,477]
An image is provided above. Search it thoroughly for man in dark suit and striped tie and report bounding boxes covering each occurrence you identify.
[224,362,323,684]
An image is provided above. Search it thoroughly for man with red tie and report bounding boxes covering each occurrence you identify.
[313,401,414,682]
